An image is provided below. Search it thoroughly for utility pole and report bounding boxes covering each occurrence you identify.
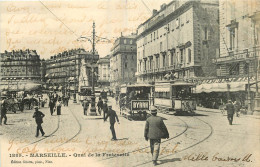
[90,21,97,115]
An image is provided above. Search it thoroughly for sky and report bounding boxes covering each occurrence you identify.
[0,0,172,59]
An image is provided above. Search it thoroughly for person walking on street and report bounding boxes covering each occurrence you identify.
[0,98,8,125]
[233,100,241,117]
[104,105,119,141]
[32,106,45,137]
[49,98,55,115]
[56,99,62,115]
[226,100,235,125]
[82,98,89,115]
[103,99,108,121]
[144,106,169,166]
[97,97,103,115]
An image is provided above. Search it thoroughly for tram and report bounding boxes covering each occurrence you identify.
[120,84,154,120]
[79,86,92,102]
[154,81,196,114]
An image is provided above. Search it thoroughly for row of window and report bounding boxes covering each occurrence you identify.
[139,11,191,47]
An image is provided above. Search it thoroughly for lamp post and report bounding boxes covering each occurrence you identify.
[73,57,77,103]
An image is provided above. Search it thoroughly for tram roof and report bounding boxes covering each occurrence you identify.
[121,83,153,88]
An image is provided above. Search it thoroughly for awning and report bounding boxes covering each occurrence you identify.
[121,87,127,94]
[155,87,170,92]
[195,82,248,93]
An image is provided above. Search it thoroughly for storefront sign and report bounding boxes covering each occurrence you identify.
[213,52,255,63]
[131,100,149,111]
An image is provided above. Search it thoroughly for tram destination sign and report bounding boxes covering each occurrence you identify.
[131,100,150,111]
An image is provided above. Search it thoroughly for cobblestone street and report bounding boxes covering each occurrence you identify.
[1,97,259,167]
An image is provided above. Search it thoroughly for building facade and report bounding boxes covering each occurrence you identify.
[97,55,110,88]
[215,0,259,78]
[212,0,260,112]
[110,33,137,92]
[45,48,99,93]
[0,49,42,91]
[136,0,219,83]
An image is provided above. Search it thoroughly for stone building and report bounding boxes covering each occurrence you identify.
[215,0,259,78]
[45,48,99,93]
[110,33,137,93]
[0,49,42,91]
[212,0,260,113]
[136,0,219,83]
[97,55,110,88]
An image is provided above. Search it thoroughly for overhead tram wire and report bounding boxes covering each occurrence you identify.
[39,0,80,39]
[139,0,153,14]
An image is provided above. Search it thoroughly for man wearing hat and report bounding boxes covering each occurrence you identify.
[104,105,119,140]
[102,99,108,120]
[0,98,8,125]
[32,106,45,137]
[144,106,169,166]
[226,100,235,125]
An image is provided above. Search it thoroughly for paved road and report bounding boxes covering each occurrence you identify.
[0,96,259,167]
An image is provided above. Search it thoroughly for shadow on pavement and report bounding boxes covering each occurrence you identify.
[116,138,129,141]
[174,113,208,117]
[159,158,182,165]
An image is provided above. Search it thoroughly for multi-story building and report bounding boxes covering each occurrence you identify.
[110,33,137,93]
[0,49,42,91]
[212,0,260,113]
[97,55,110,88]
[45,48,99,93]
[136,0,219,83]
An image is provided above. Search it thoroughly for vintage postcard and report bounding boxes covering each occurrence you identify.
[0,0,259,167]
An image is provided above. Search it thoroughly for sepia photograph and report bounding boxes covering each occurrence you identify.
[0,0,259,166]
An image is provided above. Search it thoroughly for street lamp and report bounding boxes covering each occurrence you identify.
[73,57,77,103]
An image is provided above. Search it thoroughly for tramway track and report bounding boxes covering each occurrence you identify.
[98,116,189,162]
[133,116,214,167]
[51,106,82,148]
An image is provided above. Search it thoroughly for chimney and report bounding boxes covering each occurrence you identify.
[160,3,166,10]
[121,32,123,37]
[152,9,158,16]
[5,50,8,54]
[12,50,15,55]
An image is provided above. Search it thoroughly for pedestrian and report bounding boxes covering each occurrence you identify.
[226,100,235,125]
[103,99,108,120]
[82,98,89,115]
[233,100,241,117]
[0,98,8,125]
[56,99,62,115]
[97,97,103,115]
[49,98,55,115]
[32,106,45,137]
[144,106,169,166]
[104,105,120,141]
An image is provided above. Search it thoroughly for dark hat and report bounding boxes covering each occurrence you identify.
[150,106,157,114]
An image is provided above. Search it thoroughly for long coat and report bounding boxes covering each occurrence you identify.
[144,115,169,140]
[105,109,119,124]
[226,103,235,115]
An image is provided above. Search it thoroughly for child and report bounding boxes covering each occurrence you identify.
[33,106,45,137]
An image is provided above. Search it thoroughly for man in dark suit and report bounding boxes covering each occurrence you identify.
[32,106,45,137]
[104,105,119,140]
[103,99,108,121]
[49,98,55,115]
[226,100,235,125]
[0,98,8,125]
[144,106,169,166]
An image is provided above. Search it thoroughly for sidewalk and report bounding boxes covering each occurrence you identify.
[196,106,260,119]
